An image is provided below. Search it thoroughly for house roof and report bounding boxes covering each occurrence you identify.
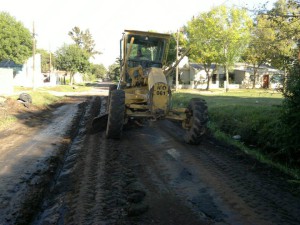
[0,60,21,68]
[189,63,217,70]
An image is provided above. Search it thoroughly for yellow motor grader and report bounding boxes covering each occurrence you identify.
[96,30,208,144]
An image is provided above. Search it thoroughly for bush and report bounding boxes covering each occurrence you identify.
[280,62,300,166]
[209,105,282,150]
[173,90,300,168]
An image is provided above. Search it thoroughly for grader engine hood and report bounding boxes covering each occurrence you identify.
[148,68,169,115]
[148,67,167,90]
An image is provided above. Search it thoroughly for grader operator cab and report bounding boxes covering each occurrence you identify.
[97,30,208,144]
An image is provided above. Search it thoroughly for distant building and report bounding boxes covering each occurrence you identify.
[176,60,283,89]
[0,54,44,88]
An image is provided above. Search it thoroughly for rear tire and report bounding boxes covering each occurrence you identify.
[106,90,125,139]
[184,98,208,145]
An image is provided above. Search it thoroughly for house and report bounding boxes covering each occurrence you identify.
[53,71,84,85]
[177,62,236,89]
[232,63,284,89]
[176,60,283,90]
[0,54,44,88]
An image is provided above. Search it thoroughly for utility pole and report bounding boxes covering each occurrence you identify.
[49,44,52,73]
[32,21,36,90]
[175,29,179,91]
[49,46,52,83]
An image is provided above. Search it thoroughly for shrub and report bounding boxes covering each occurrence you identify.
[280,62,300,166]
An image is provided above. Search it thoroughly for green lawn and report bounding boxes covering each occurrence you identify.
[173,89,300,179]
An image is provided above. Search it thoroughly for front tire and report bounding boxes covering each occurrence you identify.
[107,84,117,112]
[106,90,125,139]
[184,98,208,145]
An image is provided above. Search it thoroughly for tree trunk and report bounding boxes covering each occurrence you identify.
[225,65,229,92]
[252,68,258,89]
[206,71,210,90]
[70,73,74,85]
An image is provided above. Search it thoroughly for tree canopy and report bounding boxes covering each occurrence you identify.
[37,49,55,73]
[242,14,276,88]
[186,10,223,89]
[55,44,90,84]
[107,59,120,81]
[269,0,300,162]
[267,0,300,70]
[0,12,32,64]
[186,6,252,90]
[68,26,100,58]
[90,63,107,79]
[167,30,187,65]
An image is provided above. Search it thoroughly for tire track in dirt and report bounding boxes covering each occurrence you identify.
[121,124,214,225]
[32,96,143,225]
[192,142,300,225]
[29,94,299,225]
[155,120,300,225]
[0,97,89,225]
[32,96,103,224]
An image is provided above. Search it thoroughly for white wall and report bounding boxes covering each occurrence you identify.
[13,54,43,87]
[0,69,14,95]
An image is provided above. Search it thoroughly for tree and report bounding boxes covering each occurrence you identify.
[267,0,300,165]
[281,58,300,165]
[68,26,100,57]
[167,31,187,65]
[186,12,223,90]
[215,6,253,91]
[0,12,32,64]
[90,63,107,79]
[186,6,252,91]
[242,14,276,88]
[37,49,55,73]
[55,44,90,85]
[107,60,120,81]
[267,0,300,73]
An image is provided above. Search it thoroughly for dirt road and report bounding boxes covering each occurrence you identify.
[0,83,299,225]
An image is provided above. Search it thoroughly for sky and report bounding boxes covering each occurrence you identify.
[1,0,276,68]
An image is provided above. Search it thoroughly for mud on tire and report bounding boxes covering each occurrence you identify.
[106,89,125,139]
[184,98,208,145]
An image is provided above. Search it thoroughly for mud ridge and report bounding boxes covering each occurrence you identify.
[17,97,100,225]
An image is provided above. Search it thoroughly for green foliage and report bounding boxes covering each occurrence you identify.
[29,90,61,107]
[84,73,96,82]
[266,0,300,70]
[107,62,120,81]
[0,12,32,64]
[172,90,300,166]
[186,6,252,90]
[55,44,90,84]
[0,109,16,130]
[90,63,107,79]
[209,105,283,151]
[186,11,221,64]
[37,49,55,73]
[280,62,300,165]
[166,31,187,65]
[261,0,300,166]
[242,14,276,88]
[243,15,275,66]
[68,26,100,57]
[213,6,252,66]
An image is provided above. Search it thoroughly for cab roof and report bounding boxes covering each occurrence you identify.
[124,30,171,40]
